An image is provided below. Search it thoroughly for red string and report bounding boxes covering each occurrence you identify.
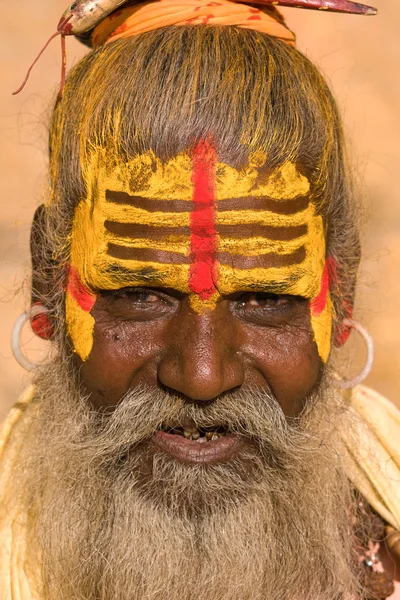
[12,31,61,95]
[59,34,67,99]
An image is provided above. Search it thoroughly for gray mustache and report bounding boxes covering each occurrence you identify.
[71,385,318,464]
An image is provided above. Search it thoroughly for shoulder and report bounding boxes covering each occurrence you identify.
[338,384,400,537]
[349,384,400,420]
[0,387,37,600]
[0,387,36,467]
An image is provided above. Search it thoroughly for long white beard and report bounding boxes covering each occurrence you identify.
[13,356,363,600]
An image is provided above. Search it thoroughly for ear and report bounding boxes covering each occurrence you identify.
[30,204,56,340]
[334,300,354,347]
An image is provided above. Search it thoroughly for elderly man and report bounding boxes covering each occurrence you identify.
[1,0,400,598]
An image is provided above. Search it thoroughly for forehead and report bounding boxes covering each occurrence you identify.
[71,145,326,301]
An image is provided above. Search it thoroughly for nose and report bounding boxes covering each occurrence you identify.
[157,307,244,402]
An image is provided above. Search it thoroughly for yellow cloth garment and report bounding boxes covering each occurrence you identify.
[0,384,400,598]
[338,385,400,530]
[0,387,38,600]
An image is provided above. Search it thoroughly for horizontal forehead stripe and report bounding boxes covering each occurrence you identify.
[217,196,310,214]
[106,191,190,213]
[102,204,312,227]
[107,243,305,269]
[105,221,307,242]
[218,246,306,269]
[107,244,190,264]
[104,221,190,239]
[106,190,310,215]
[218,224,307,240]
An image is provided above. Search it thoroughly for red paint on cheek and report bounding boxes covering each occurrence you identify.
[67,265,96,312]
[310,256,337,317]
[189,139,218,300]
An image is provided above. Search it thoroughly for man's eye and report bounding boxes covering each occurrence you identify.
[102,288,165,304]
[238,293,292,309]
[126,290,161,303]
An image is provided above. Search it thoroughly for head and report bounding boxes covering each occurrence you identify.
[23,22,363,600]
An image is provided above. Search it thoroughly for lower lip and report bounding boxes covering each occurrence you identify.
[151,431,245,465]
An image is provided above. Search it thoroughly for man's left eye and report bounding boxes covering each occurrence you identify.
[128,290,161,303]
[237,293,292,309]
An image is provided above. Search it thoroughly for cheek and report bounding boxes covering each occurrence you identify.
[65,292,95,361]
[76,314,165,409]
[310,296,333,363]
[239,317,322,417]
[65,266,97,361]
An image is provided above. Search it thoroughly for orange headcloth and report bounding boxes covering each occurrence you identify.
[91,0,296,49]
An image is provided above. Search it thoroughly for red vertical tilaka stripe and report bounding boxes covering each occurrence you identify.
[189,140,218,300]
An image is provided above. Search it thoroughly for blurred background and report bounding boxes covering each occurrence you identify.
[0,0,399,419]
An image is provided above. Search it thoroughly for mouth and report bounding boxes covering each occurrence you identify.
[151,421,246,465]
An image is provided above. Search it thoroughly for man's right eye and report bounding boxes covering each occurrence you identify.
[112,289,163,303]
[97,287,176,321]
[102,288,166,304]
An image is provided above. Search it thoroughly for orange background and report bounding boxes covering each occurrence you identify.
[0,0,399,419]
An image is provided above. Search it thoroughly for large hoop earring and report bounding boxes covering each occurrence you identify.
[11,305,50,372]
[334,318,374,389]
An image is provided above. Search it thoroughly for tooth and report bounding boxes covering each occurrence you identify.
[205,432,213,441]
[211,433,218,441]
[183,430,192,439]
[191,431,200,440]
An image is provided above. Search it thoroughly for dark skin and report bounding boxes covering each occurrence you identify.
[80,285,318,417]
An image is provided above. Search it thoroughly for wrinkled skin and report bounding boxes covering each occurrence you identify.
[31,196,323,418]
[80,282,320,417]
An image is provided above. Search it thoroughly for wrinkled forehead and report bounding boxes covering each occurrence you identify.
[72,142,326,305]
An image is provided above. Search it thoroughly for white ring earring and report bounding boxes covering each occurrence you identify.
[334,318,375,389]
[11,305,49,372]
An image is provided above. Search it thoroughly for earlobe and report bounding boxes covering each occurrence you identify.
[334,322,351,346]
[30,302,54,340]
[334,300,353,347]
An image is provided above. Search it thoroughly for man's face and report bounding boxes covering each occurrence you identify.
[24,143,356,600]
[66,140,332,464]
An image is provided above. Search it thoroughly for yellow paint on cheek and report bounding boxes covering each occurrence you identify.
[65,292,95,361]
[310,294,333,364]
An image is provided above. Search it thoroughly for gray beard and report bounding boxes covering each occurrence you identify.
[13,354,364,600]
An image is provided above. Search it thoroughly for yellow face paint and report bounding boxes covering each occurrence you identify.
[67,145,332,362]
